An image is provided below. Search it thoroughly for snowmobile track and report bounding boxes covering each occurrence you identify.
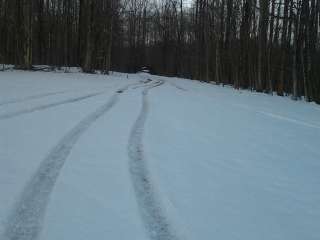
[0,91,105,120]
[1,82,139,240]
[128,79,179,240]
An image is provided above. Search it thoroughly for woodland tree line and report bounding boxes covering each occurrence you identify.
[0,0,319,102]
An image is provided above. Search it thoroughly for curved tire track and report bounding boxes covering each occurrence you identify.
[0,91,105,120]
[128,80,179,240]
[1,83,137,240]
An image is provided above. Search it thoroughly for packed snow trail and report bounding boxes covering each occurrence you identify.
[0,91,105,120]
[128,79,179,240]
[1,83,139,240]
[0,91,67,107]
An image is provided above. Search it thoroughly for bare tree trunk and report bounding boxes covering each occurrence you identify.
[105,0,114,74]
[278,0,290,96]
[267,0,275,94]
[82,0,94,73]
[17,0,33,69]
[292,1,300,100]
[257,0,268,92]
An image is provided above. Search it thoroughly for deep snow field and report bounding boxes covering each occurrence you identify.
[0,70,319,240]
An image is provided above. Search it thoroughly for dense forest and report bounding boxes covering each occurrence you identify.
[0,0,319,102]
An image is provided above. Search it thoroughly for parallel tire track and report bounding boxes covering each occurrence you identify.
[2,83,137,240]
[0,91,67,107]
[0,91,105,120]
[128,80,179,240]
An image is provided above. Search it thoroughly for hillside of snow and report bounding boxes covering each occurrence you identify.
[0,70,319,240]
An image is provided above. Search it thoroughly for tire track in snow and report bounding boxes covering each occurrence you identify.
[0,91,105,120]
[258,110,320,130]
[233,103,320,130]
[0,91,67,107]
[128,79,179,240]
[1,83,139,240]
[167,82,187,92]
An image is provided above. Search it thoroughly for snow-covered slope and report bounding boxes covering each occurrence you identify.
[0,70,319,240]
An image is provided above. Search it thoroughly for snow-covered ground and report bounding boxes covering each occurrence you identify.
[0,70,319,240]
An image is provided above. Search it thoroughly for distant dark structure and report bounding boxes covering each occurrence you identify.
[0,0,319,103]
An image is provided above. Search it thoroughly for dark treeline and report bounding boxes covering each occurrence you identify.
[0,0,319,102]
